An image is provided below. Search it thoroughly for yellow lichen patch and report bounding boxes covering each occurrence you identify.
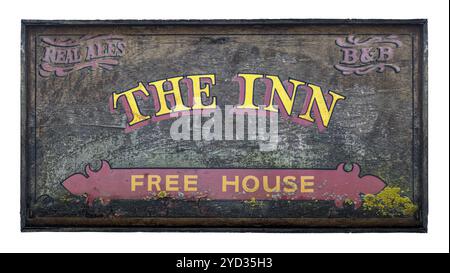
[344,199,354,206]
[244,197,264,207]
[60,194,75,203]
[362,187,417,217]
[157,191,168,199]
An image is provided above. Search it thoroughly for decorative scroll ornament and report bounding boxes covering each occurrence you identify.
[334,35,402,76]
[62,161,386,208]
[39,35,125,77]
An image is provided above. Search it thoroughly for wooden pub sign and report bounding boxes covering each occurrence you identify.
[21,20,428,231]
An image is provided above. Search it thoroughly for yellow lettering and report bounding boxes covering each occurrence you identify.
[112,82,150,126]
[150,77,190,116]
[187,74,217,110]
[242,175,259,192]
[298,84,345,127]
[283,176,298,193]
[131,175,145,191]
[262,176,280,192]
[147,175,161,191]
[184,175,198,192]
[165,175,179,191]
[222,176,239,192]
[236,73,264,110]
[301,176,315,193]
[264,76,305,114]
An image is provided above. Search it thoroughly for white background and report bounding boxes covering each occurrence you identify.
[0,0,448,253]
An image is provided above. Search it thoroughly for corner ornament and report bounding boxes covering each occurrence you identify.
[39,35,125,77]
[334,35,402,76]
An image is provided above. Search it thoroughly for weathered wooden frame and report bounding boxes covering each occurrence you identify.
[21,19,428,232]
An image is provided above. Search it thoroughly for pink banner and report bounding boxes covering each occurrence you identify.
[62,161,386,208]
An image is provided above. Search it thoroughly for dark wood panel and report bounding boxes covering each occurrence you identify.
[21,19,428,232]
